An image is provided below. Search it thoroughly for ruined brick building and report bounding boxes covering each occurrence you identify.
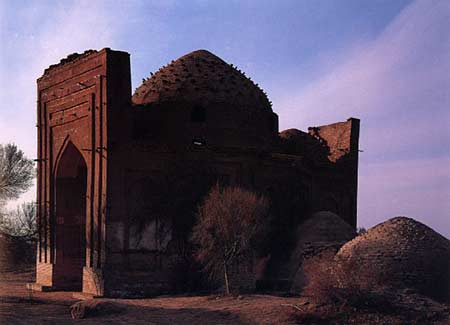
[32,48,359,296]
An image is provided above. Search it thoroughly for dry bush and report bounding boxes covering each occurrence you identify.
[302,250,395,313]
[292,249,447,324]
[302,250,340,304]
[191,184,270,295]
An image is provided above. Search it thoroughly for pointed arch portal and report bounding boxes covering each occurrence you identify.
[54,142,87,290]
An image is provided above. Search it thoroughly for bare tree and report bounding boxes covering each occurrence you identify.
[0,144,35,239]
[191,184,270,294]
[0,143,34,201]
[0,201,37,241]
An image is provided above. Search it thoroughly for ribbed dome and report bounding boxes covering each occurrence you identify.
[132,50,272,112]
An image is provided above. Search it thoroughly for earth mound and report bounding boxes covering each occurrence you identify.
[336,216,450,302]
[289,211,356,292]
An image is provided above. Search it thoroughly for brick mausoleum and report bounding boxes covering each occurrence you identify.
[31,48,359,296]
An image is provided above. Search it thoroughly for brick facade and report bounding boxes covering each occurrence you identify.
[33,48,359,296]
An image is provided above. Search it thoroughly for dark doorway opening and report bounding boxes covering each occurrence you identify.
[54,142,87,291]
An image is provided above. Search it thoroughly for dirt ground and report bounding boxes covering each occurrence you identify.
[0,269,299,324]
[1,268,449,324]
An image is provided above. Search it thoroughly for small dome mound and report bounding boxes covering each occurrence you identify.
[289,211,356,292]
[279,128,307,139]
[294,211,356,247]
[132,50,272,112]
[336,217,450,302]
[279,128,329,161]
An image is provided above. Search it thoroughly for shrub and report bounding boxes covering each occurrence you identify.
[191,184,270,294]
[302,250,340,304]
[302,250,394,313]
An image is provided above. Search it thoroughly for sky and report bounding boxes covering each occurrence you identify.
[0,0,449,237]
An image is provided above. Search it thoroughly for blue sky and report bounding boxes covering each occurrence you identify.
[1,0,449,237]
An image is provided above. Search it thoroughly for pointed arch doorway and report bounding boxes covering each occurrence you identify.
[54,142,87,291]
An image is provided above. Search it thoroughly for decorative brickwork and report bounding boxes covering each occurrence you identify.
[33,48,359,296]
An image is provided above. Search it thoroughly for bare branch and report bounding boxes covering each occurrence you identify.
[0,144,34,201]
[191,184,270,294]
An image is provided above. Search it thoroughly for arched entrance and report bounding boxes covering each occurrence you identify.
[54,142,87,290]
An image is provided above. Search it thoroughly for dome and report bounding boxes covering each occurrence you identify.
[279,128,329,161]
[132,50,272,112]
[294,211,356,246]
[289,212,356,292]
[336,217,450,302]
[279,128,307,139]
[131,50,278,148]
